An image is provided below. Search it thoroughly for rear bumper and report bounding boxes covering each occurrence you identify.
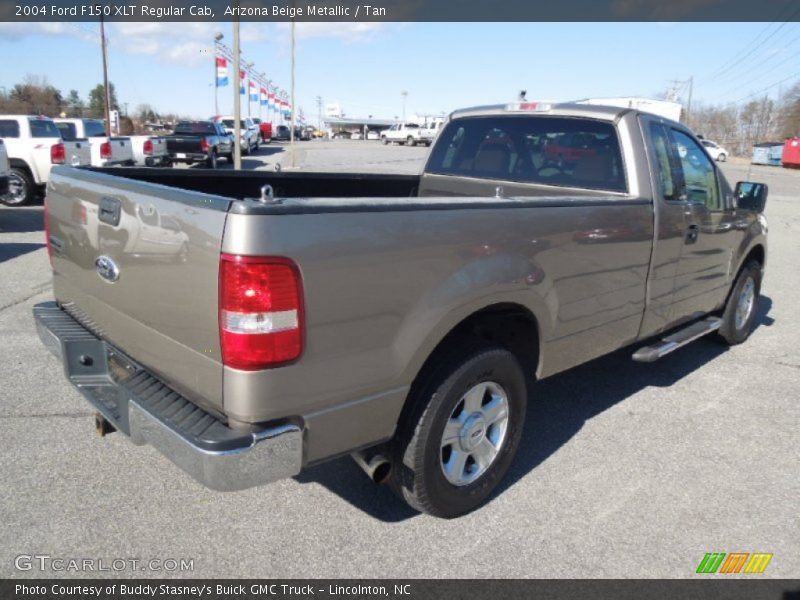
[168,153,209,163]
[144,155,170,167]
[33,302,303,491]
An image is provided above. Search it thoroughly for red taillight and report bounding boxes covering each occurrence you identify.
[100,141,112,159]
[43,197,53,267]
[143,139,154,155]
[219,254,304,370]
[50,143,66,165]
[200,138,210,152]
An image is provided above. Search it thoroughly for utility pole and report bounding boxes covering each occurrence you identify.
[401,90,408,122]
[99,14,112,136]
[290,17,296,168]
[214,32,223,119]
[233,19,242,169]
[685,76,694,128]
[316,95,322,131]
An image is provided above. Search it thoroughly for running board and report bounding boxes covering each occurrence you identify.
[632,317,722,363]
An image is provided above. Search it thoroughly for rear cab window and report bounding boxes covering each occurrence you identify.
[55,122,78,141]
[174,122,216,135]
[0,120,21,138]
[83,120,107,137]
[28,118,62,138]
[426,115,627,193]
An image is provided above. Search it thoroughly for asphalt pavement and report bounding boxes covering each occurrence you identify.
[1,143,798,578]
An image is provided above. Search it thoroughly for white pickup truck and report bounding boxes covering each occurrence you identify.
[128,135,170,167]
[0,139,9,198]
[53,118,134,168]
[0,115,91,206]
[381,122,429,146]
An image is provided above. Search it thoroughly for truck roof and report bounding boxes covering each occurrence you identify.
[449,102,657,123]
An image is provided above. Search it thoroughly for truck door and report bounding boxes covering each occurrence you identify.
[665,127,743,318]
[638,118,690,337]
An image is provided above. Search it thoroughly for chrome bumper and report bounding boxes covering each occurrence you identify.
[33,302,303,492]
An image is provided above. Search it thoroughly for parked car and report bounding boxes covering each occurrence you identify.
[165,120,233,168]
[0,139,9,198]
[218,116,260,155]
[129,135,170,167]
[701,139,729,162]
[252,118,272,144]
[273,125,291,141]
[381,122,427,146]
[350,131,363,140]
[366,130,380,140]
[332,130,352,140]
[294,127,311,141]
[36,101,768,518]
[0,115,90,206]
[53,118,134,167]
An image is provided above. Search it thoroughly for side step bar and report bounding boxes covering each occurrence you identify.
[632,317,722,363]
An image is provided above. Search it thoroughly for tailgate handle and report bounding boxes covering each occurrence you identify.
[99,197,122,226]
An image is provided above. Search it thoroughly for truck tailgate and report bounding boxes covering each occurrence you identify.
[46,166,230,413]
[166,136,204,153]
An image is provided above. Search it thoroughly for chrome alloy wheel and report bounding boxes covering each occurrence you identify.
[440,381,510,487]
[4,172,27,205]
[735,276,755,330]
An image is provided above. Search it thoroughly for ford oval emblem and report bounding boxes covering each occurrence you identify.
[95,255,120,283]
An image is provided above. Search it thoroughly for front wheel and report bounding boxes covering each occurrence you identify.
[388,344,527,518]
[717,153,727,162]
[717,260,761,345]
[407,136,416,147]
[381,137,389,145]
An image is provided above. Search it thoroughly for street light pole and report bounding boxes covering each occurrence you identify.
[290,19,296,168]
[401,90,408,122]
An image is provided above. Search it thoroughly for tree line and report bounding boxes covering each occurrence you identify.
[0,75,186,133]
[685,81,800,156]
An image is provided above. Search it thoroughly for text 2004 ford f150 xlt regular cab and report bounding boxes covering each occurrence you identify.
[34,102,768,517]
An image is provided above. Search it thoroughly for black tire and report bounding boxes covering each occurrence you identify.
[717,153,727,162]
[206,150,218,169]
[717,260,761,345]
[381,136,389,145]
[407,136,416,147]
[2,167,36,206]
[389,343,527,518]
[225,152,234,164]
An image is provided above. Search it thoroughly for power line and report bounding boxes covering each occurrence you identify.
[730,69,800,104]
[716,44,800,100]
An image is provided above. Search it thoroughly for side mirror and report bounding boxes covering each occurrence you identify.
[735,181,768,213]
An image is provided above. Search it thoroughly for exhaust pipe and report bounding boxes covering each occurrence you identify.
[351,450,391,484]
[94,412,116,437]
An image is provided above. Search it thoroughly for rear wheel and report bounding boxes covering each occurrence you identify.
[389,343,527,518]
[2,167,36,206]
[717,153,727,162]
[206,150,218,169]
[717,260,761,345]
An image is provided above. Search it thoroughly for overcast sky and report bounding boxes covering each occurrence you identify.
[0,21,798,121]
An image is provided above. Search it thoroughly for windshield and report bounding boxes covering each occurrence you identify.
[221,119,248,128]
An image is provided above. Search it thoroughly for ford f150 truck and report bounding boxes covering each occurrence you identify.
[53,118,135,168]
[34,102,768,518]
[166,121,233,168]
[0,115,91,206]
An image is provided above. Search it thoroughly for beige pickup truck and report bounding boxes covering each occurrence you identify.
[34,102,768,517]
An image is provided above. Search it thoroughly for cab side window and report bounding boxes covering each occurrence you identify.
[669,129,720,210]
[648,123,678,200]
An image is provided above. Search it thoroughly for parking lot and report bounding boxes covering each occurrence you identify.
[1,142,798,578]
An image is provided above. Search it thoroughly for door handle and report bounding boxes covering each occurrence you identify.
[685,223,699,244]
